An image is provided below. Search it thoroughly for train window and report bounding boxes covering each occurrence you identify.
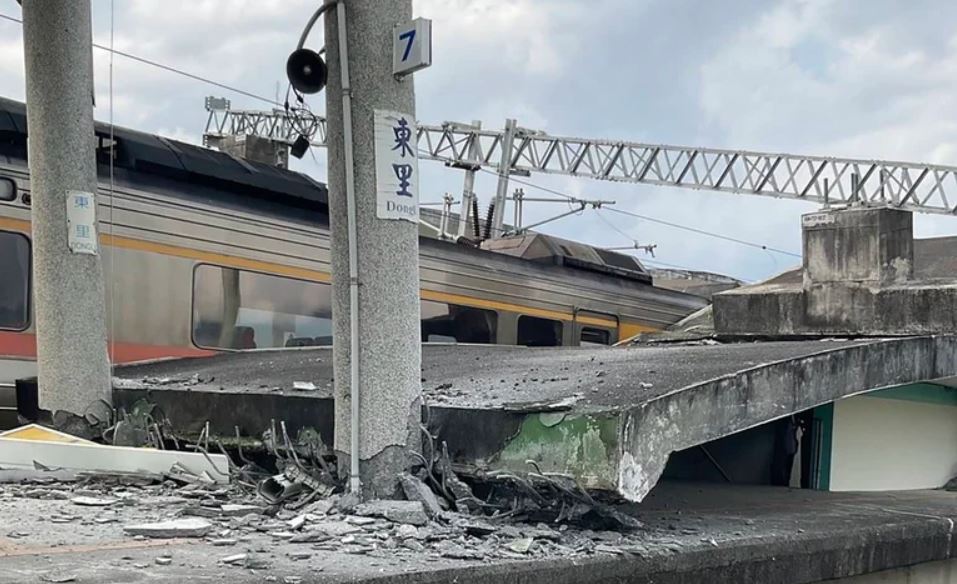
[517,315,563,347]
[192,265,332,350]
[421,300,497,343]
[580,327,611,346]
[0,231,30,331]
[0,178,15,202]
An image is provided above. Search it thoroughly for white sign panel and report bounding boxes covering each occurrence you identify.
[393,18,432,77]
[374,109,419,222]
[66,190,98,255]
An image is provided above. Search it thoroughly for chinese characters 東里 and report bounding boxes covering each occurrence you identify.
[391,117,414,197]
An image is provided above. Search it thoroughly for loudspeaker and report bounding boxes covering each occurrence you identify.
[286,48,327,95]
[291,134,310,159]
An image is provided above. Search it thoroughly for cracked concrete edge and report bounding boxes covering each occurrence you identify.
[617,336,957,502]
[335,394,423,499]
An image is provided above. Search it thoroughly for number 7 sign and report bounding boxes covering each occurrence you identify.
[393,18,432,77]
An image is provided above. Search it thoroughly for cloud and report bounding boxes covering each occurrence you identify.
[416,0,589,79]
[696,0,957,259]
[1,0,954,283]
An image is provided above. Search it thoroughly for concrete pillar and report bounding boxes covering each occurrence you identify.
[802,207,913,287]
[22,1,112,416]
[219,134,290,168]
[324,0,422,499]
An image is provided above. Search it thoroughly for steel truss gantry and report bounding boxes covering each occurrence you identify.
[203,98,957,218]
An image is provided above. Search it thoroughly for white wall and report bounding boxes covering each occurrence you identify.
[829,394,957,492]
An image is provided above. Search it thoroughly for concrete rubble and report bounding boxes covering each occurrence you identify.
[2,472,956,583]
[0,465,662,577]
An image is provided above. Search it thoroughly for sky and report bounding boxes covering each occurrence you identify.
[2,0,957,283]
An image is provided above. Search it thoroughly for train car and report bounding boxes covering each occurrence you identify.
[0,96,705,419]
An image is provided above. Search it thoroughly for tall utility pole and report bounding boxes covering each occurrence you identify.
[22,1,112,418]
[324,0,422,499]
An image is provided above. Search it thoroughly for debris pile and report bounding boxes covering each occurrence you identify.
[0,407,654,572]
[0,468,654,570]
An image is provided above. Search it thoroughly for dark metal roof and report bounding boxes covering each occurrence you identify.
[0,96,327,211]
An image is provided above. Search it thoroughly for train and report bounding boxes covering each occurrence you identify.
[0,96,706,416]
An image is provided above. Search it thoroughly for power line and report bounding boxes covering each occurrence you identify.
[596,210,755,282]
[0,11,281,107]
[424,146,802,257]
[594,209,640,245]
[605,207,801,258]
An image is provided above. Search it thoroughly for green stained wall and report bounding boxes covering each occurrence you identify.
[493,412,621,491]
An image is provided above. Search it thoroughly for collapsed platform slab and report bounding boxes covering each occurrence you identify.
[113,336,957,501]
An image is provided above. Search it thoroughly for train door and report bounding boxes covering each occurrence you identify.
[573,308,619,346]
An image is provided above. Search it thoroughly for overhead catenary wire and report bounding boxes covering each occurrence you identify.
[510,168,800,258]
[605,207,801,258]
[594,209,641,246]
[422,147,801,257]
[596,209,756,282]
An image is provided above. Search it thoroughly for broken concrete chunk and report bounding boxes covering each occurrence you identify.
[307,497,337,515]
[123,518,212,538]
[346,515,376,526]
[287,514,307,530]
[221,553,247,565]
[209,538,237,546]
[354,500,429,527]
[335,491,360,513]
[289,531,328,544]
[154,557,173,566]
[70,495,117,507]
[462,521,497,537]
[441,547,485,560]
[506,537,534,554]
[594,544,623,554]
[309,520,362,537]
[395,524,419,539]
[220,503,263,517]
[292,381,317,391]
[40,574,77,584]
[398,473,443,518]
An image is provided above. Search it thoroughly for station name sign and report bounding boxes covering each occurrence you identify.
[374,109,419,223]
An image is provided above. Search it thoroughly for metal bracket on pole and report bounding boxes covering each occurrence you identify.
[605,242,657,256]
[512,188,524,231]
[490,118,517,237]
[439,192,454,239]
[508,196,616,235]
